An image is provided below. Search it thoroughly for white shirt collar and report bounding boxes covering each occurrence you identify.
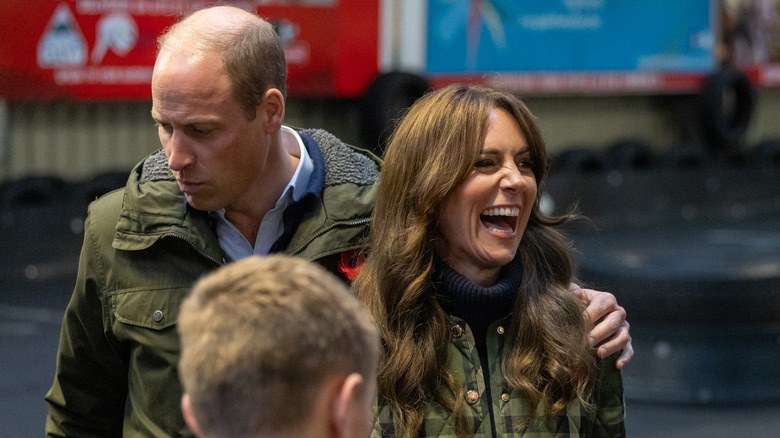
[209,125,314,261]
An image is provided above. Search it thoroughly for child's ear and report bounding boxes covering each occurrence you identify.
[181,393,204,437]
[331,373,366,438]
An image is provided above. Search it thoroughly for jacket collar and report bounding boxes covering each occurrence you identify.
[111,127,380,262]
[112,151,222,264]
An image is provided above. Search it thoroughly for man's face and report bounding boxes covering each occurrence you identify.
[151,48,267,213]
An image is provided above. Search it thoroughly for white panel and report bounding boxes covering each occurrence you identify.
[379,0,427,73]
[378,0,395,71]
[398,0,427,73]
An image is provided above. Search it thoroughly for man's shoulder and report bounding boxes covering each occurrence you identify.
[120,149,182,213]
[90,149,175,210]
[138,149,175,184]
[86,149,182,232]
[87,184,125,216]
[298,128,380,187]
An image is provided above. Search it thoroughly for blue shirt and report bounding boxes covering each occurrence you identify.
[210,126,313,262]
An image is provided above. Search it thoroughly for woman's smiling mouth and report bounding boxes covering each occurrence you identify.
[480,206,519,235]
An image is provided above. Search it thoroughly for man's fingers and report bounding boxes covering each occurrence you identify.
[615,340,634,370]
[595,320,632,361]
[573,284,633,369]
[581,287,619,326]
[587,304,626,346]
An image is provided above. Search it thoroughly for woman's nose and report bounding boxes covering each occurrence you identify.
[499,165,525,192]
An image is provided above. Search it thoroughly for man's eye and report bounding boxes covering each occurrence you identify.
[192,127,211,136]
[155,122,172,133]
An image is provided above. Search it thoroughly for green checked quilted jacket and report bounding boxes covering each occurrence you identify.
[371,316,626,438]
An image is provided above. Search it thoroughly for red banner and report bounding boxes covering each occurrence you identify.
[0,0,379,100]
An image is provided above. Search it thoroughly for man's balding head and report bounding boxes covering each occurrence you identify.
[155,5,287,120]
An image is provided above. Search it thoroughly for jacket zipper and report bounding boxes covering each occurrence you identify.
[164,217,370,261]
[164,232,223,266]
[290,218,371,256]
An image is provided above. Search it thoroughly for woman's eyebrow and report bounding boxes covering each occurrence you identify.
[478,146,531,155]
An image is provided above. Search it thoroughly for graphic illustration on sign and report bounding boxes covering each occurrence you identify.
[92,12,139,64]
[427,0,713,74]
[273,19,309,65]
[37,3,88,68]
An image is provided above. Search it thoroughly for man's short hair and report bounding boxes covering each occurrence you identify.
[178,255,379,438]
[157,5,287,120]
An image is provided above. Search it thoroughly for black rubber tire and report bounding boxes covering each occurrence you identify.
[751,138,780,168]
[550,147,605,174]
[1,176,68,207]
[659,142,708,170]
[699,67,756,152]
[360,72,430,154]
[605,139,655,170]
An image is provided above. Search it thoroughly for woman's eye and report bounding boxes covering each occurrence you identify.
[475,159,494,168]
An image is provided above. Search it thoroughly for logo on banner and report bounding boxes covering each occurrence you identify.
[92,12,138,64]
[272,19,309,65]
[36,3,148,87]
[37,3,88,67]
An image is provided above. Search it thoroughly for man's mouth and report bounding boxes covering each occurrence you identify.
[480,207,519,234]
[177,180,203,193]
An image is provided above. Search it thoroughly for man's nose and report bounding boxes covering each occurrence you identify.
[165,133,194,171]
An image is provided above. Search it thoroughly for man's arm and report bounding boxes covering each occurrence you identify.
[570,284,633,370]
[45,213,129,436]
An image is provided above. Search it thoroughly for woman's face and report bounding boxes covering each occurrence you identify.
[435,108,538,287]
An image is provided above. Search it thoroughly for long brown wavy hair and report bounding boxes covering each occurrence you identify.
[354,84,596,437]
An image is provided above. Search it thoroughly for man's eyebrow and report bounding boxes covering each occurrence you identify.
[149,112,219,126]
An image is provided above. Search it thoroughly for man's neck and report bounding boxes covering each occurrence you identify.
[225,130,301,245]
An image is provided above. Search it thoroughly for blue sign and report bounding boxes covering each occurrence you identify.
[426,0,715,74]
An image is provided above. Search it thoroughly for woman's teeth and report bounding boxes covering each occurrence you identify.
[481,207,519,217]
[480,207,519,234]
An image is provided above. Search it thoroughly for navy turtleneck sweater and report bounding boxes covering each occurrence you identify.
[433,255,523,433]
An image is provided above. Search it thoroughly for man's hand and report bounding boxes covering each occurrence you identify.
[570,283,633,370]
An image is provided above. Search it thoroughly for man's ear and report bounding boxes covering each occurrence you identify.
[331,373,365,438]
[181,393,204,437]
[259,88,285,133]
